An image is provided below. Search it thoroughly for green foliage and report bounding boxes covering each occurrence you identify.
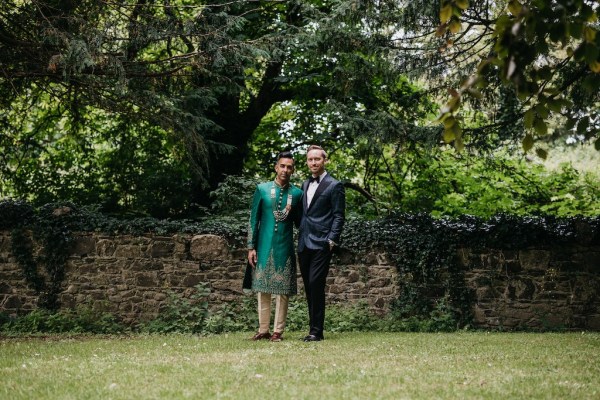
[0,100,198,218]
[142,284,211,334]
[2,199,249,247]
[439,0,600,150]
[140,288,461,335]
[346,148,600,219]
[0,305,125,335]
[209,175,260,215]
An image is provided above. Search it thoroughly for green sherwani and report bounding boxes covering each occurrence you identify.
[247,181,303,295]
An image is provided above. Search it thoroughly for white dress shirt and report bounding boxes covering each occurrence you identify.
[306,171,327,208]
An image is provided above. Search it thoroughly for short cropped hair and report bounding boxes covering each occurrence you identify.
[307,144,327,159]
[276,150,294,161]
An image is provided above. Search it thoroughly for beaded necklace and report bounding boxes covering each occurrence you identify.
[271,181,292,222]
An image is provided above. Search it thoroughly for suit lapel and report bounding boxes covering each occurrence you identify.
[308,175,332,211]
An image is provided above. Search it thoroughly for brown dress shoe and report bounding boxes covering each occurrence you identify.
[270,332,283,342]
[251,332,271,341]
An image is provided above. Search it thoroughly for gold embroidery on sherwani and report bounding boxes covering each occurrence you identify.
[253,250,297,295]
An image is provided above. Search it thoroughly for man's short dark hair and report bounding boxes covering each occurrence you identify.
[277,151,294,160]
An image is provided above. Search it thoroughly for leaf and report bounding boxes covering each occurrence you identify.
[455,0,469,11]
[440,4,453,23]
[535,103,549,119]
[570,24,582,40]
[522,134,534,152]
[523,109,535,128]
[435,24,448,37]
[549,23,565,43]
[595,138,600,151]
[443,128,456,143]
[546,98,563,113]
[583,27,597,43]
[581,4,595,22]
[450,121,463,137]
[582,75,600,93]
[443,116,457,129]
[448,95,461,112]
[508,0,522,16]
[534,118,548,135]
[449,20,462,34]
[536,66,552,81]
[577,117,590,135]
[584,43,599,63]
[535,148,548,160]
[590,61,600,73]
[454,136,464,152]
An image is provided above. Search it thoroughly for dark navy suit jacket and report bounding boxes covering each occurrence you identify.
[297,173,345,252]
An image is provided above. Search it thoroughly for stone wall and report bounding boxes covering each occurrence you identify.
[0,232,398,325]
[460,246,600,330]
[1,231,599,330]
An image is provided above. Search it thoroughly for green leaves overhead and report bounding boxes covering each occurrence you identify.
[437,0,600,153]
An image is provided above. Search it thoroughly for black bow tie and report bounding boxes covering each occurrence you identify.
[309,176,320,184]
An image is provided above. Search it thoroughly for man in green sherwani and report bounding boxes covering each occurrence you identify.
[247,151,303,342]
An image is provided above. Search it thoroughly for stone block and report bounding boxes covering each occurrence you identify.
[190,234,230,261]
[150,240,175,258]
[1,295,22,309]
[328,284,345,294]
[135,273,158,287]
[230,249,247,260]
[0,282,11,294]
[506,279,536,300]
[586,315,600,330]
[115,245,142,259]
[475,286,495,301]
[97,239,117,257]
[72,236,96,256]
[373,297,385,308]
[182,274,204,288]
[519,249,551,270]
[347,271,360,283]
[211,280,243,294]
[379,286,395,296]
[368,277,390,288]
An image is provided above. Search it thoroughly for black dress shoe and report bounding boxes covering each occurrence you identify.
[303,334,323,342]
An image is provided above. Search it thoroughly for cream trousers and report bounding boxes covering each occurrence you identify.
[257,293,289,334]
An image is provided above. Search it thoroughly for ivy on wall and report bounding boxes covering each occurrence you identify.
[5,202,73,310]
[342,213,600,328]
[2,200,599,324]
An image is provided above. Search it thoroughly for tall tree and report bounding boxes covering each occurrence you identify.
[0,0,433,210]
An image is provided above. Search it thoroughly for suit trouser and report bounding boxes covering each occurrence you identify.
[258,293,289,334]
[298,247,332,338]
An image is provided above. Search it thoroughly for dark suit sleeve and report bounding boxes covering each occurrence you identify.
[327,182,345,244]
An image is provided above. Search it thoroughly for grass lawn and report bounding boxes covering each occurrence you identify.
[1,331,599,399]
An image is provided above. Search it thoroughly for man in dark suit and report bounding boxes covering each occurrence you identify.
[298,144,345,342]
